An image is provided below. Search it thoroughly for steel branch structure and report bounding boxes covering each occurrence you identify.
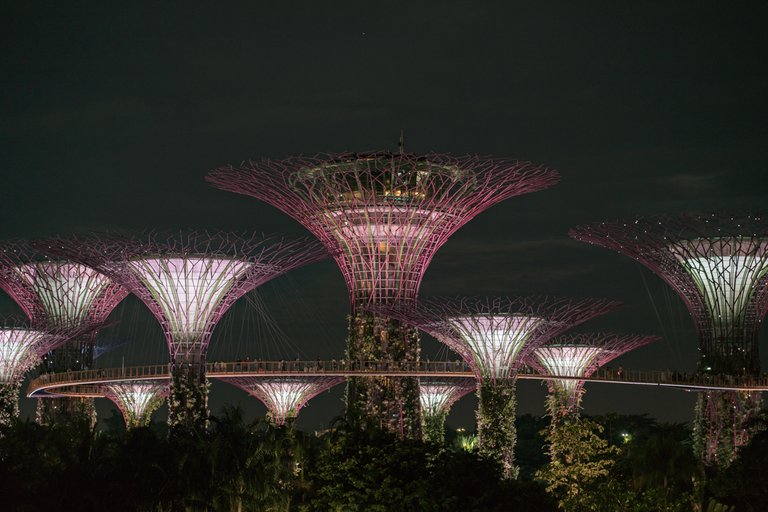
[378,296,619,478]
[42,231,327,433]
[208,151,559,438]
[570,213,768,466]
[103,381,168,429]
[419,378,475,444]
[0,320,78,426]
[529,333,658,418]
[0,240,127,424]
[220,376,344,427]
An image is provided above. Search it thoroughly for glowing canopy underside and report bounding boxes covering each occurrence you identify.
[103,381,167,427]
[207,152,559,305]
[128,257,252,342]
[419,379,475,417]
[446,315,545,379]
[0,329,47,384]
[225,377,343,426]
[14,263,113,326]
[533,346,604,394]
[670,239,768,328]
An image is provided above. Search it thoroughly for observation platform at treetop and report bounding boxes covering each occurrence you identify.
[26,360,768,399]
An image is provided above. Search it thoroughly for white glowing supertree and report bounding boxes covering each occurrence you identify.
[0,322,75,427]
[42,231,327,433]
[529,333,658,418]
[377,296,619,478]
[208,151,559,438]
[102,381,168,429]
[221,377,344,427]
[571,213,768,466]
[0,240,128,424]
[419,378,475,444]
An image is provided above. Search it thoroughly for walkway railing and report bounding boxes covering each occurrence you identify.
[26,360,768,398]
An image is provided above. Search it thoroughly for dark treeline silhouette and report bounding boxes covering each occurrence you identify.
[0,408,766,511]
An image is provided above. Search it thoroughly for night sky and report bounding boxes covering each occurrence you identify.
[2,3,767,431]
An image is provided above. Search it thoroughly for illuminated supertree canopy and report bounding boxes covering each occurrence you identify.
[102,381,168,429]
[207,152,559,438]
[0,240,128,424]
[570,213,768,466]
[529,333,658,417]
[0,240,128,329]
[220,376,344,427]
[42,231,327,432]
[378,296,620,478]
[419,378,475,444]
[0,321,75,426]
[570,213,768,375]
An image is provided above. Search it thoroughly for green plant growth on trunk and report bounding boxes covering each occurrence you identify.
[36,397,97,427]
[693,390,762,468]
[344,311,421,439]
[0,382,20,428]
[422,410,447,444]
[477,379,517,479]
[168,363,210,435]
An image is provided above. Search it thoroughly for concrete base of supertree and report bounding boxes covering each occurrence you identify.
[343,311,422,439]
[35,397,97,427]
[422,411,447,444]
[693,390,763,467]
[477,379,518,479]
[0,382,20,428]
[167,363,209,435]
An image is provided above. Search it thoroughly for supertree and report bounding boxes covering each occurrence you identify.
[377,296,620,478]
[528,333,658,421]
[570,213,768,466]
[219,376,344,427]
[102,380,168,429]
[0,240,128,425]
[0,319,80,427]
[41,231,327,434]
[207,151,558,438]
[419,378,475,444]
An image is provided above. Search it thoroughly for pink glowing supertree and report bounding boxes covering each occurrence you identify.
[528,333,658,418]
[378,296,619,478]
[207,151,559,437]
[419,378,475,444]
[0,319,81,426]
[220,376,344,427]
[102,380,168,429]
[0,240,128,424]
[41,231,327,432]
[570,213,768,466]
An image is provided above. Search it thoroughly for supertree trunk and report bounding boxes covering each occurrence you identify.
[422,410,448,444]
[36,397,97,427]
[477,379,517,479]
[344,311,422,439]
[693,390,763,467]
[37,336,97,426]
[0,382,20,428]
[168,360,209,434]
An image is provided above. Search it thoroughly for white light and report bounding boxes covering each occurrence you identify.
[420,383,471,416]
[104,381,165,426]
[15,263,112,326]
[0,329,46,384]
[129,257,252,340]
[242,378,340,426]
[448,315,544,377]
[534,345,604,394]
[670,239,768,326]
